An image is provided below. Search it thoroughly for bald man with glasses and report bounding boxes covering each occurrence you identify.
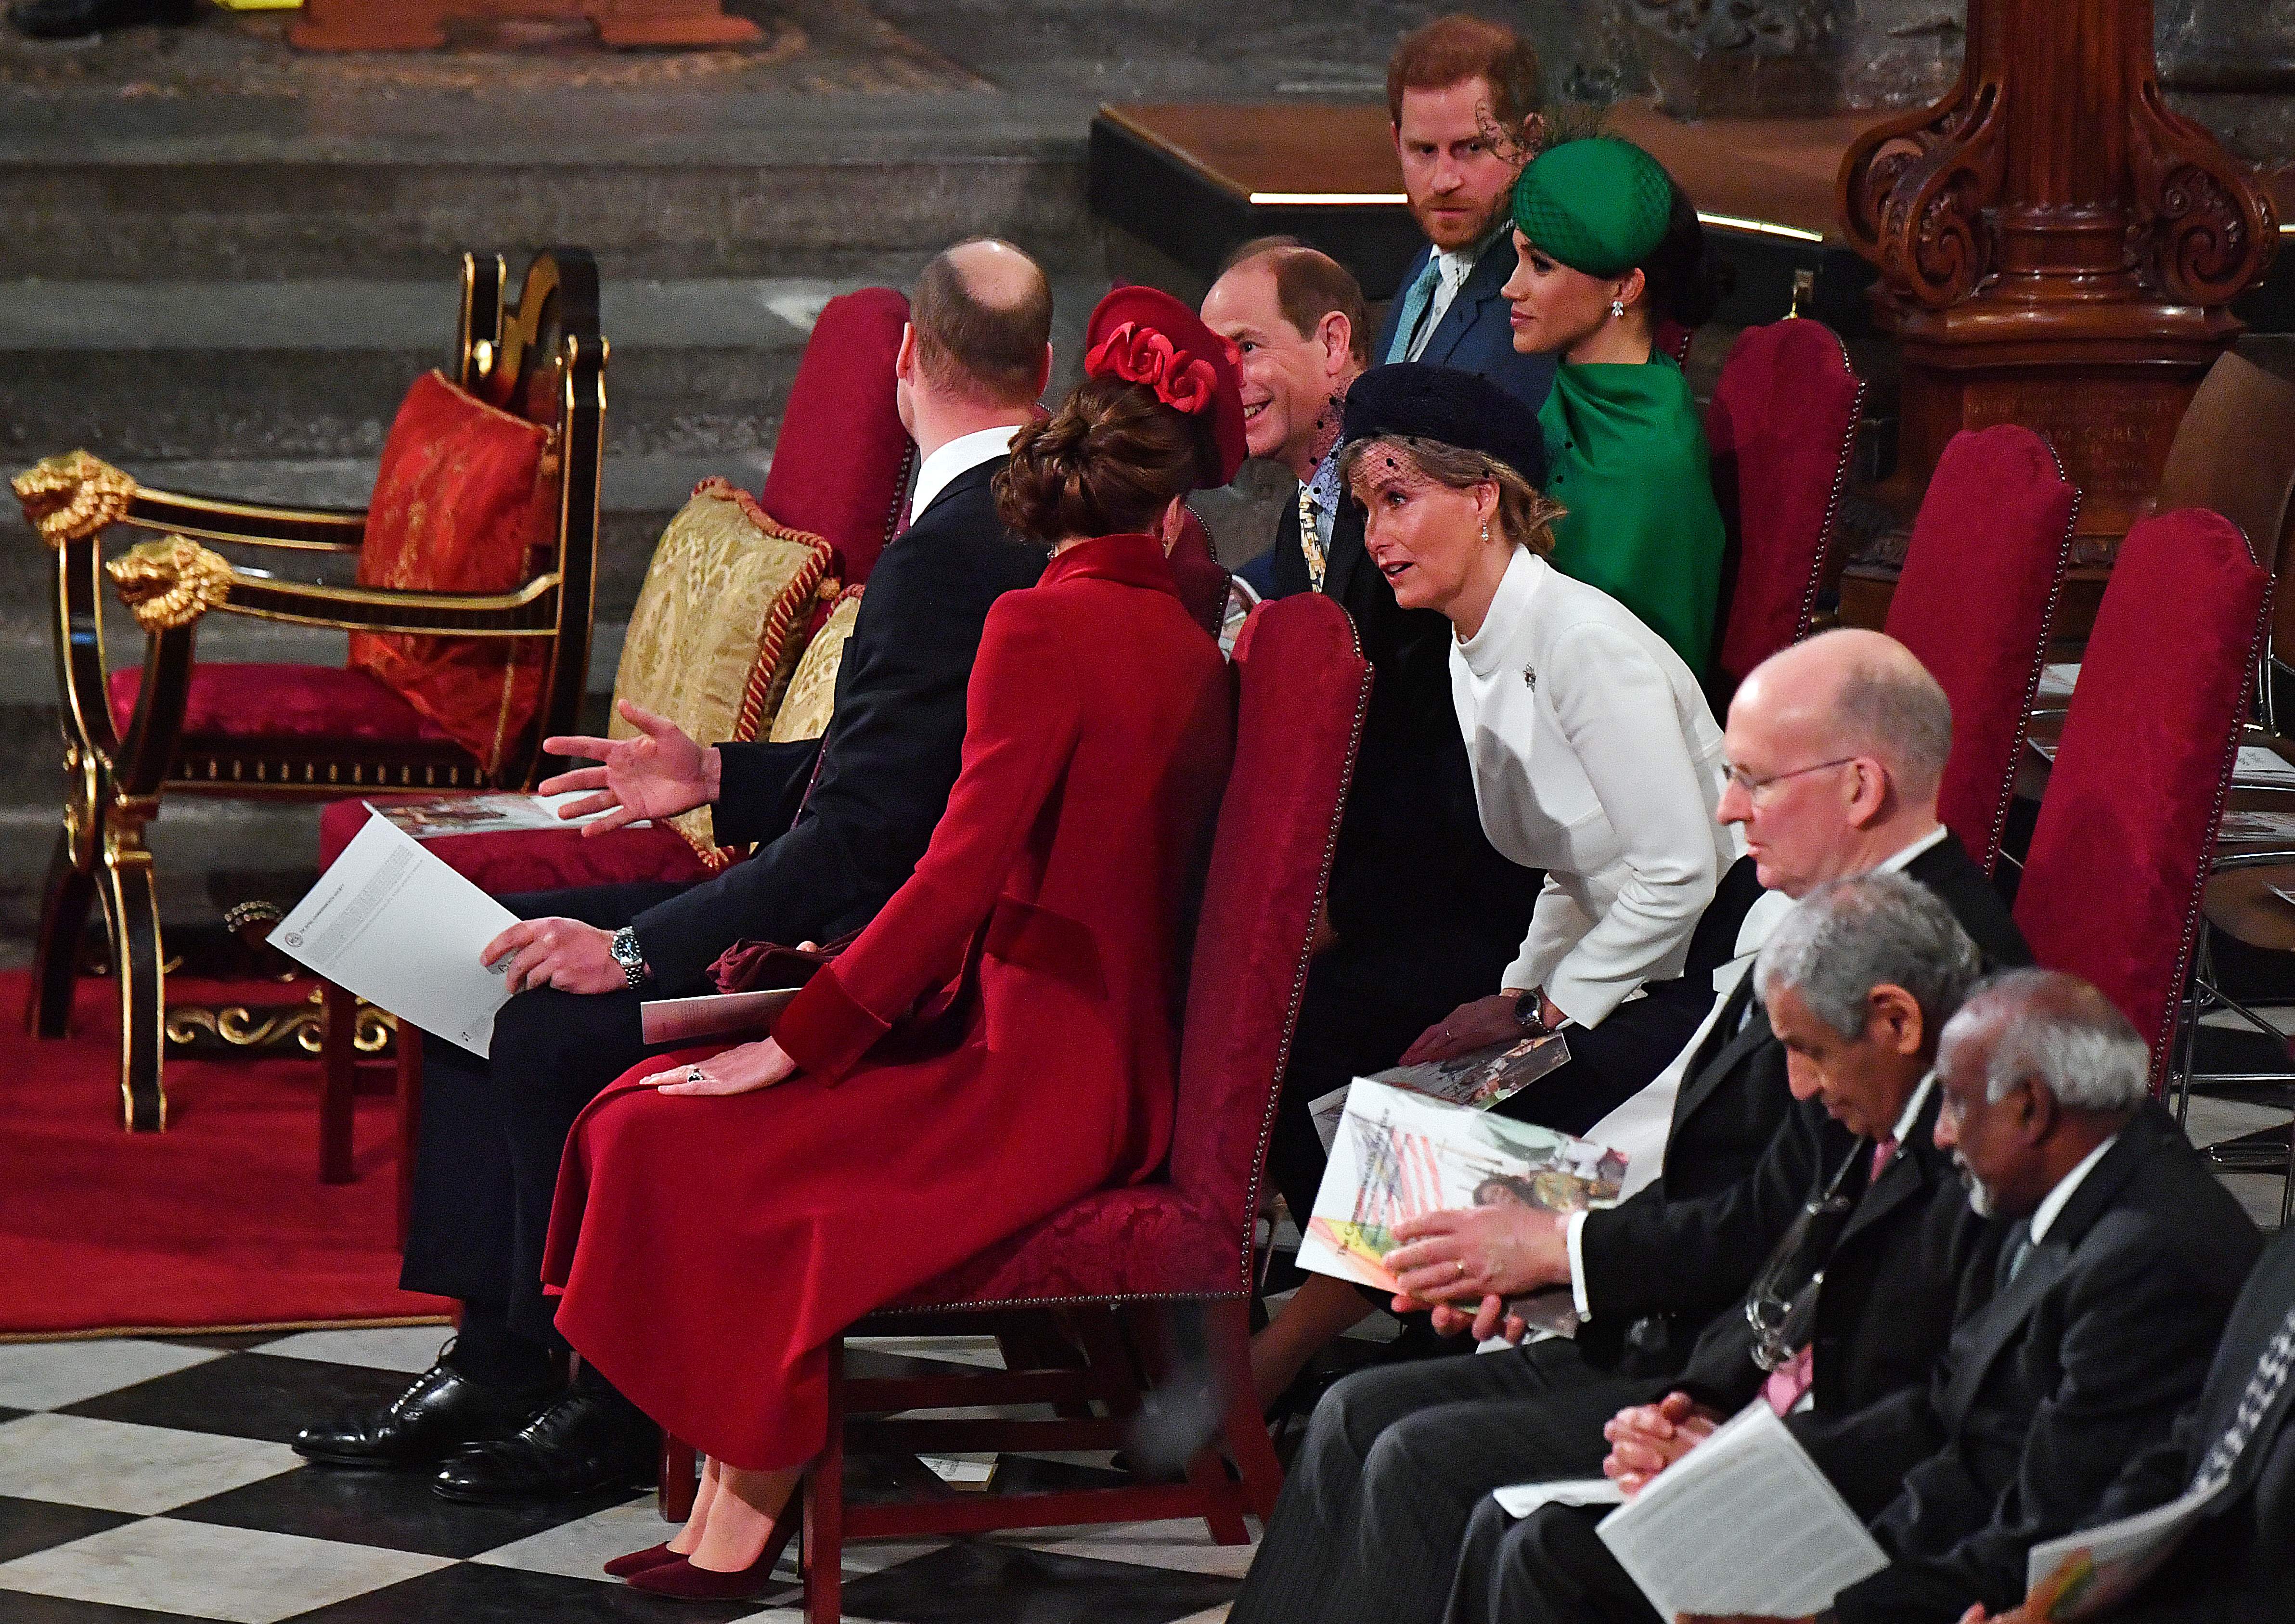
[1228,630,2032,1624]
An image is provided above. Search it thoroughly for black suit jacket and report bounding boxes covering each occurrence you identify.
[2064,1225,2295,1621]
[1371,236,1558,412]
[628,461,1047,990]
[1268,480,1542,1013]
[1795,1106,2263,1624]
[1673,1088,2004,1421]
[1574,833,2030,1372]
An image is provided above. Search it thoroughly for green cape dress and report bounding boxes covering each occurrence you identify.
[1538,351,1726,674]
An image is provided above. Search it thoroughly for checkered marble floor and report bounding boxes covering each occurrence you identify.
[0,1328,1246,1624]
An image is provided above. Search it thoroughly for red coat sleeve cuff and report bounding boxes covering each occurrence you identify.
[774,964,889,1086]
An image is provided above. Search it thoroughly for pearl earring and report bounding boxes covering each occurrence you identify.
[1610,297,1626,319]
[1481,521,1492,546]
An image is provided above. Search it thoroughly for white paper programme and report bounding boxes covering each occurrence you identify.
[268,812,520,1056]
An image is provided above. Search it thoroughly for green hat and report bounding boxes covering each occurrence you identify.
[1510,138,1675,279]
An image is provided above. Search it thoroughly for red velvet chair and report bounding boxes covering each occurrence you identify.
[684,593,1369,1621]
[1884,425,2078,876]
[2013,509,2270,1093]
[1165,505,1233,640]
[1702,318,1864,705]
[313,287,915,1197]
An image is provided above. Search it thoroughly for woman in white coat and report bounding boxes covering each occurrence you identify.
[1342,363,1735,1129]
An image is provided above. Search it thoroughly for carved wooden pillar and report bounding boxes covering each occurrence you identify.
[1838,0,2277,556]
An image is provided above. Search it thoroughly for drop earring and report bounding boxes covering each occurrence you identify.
[1480,521,1492,546]
[1610,297,1626,319]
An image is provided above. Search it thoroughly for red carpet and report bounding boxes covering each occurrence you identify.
[0,971,451,1338]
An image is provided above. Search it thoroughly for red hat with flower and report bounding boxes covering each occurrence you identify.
[1083,284,1248,488]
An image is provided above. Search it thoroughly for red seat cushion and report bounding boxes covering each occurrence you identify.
[348,370,555,775]
[759,289,913,585]
[319,796,710,894]
[1886,425,2075,874]
[109,663,464,748]
[2014,509,2268,1090]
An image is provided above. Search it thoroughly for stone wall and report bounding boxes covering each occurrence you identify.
[1529,0,2295,165]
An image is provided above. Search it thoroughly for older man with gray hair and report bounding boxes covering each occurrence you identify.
[1229,633,2032,1624]
[1443,872,1998,1621]
[1500,968,2262,1624]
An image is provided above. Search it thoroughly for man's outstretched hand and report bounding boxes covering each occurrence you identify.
[1383,1202,1570,1337]
[540,699,720,834]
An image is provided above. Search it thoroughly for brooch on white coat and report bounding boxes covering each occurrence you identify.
[1522,666,1536,690]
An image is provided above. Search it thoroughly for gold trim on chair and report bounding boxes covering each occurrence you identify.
[13,451,138,547]
[107,536,233,632]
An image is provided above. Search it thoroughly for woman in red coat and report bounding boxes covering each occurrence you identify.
[538,285,1249,1598]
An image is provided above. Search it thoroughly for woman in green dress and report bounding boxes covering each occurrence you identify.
[1501,136,1728,674]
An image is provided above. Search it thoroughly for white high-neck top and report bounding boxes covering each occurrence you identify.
[1450,547,1736,1025]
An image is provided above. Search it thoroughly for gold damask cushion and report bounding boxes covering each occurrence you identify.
[611,478,834,868]
[766,584,864,745]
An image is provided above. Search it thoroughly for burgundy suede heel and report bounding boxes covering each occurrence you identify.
[601,1540,682,1577]
[625,1484,803,1600]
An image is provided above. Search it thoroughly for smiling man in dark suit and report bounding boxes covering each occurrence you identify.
[1377,14,1555,413]
[1500,969,2261,1624]
[291,239,1054,1505]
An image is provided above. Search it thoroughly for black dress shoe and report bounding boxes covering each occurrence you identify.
[293,1355,553,1469]
[431,1387,658,1504]
[9,0,196,40]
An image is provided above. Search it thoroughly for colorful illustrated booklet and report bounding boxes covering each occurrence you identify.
[1297,1072,1624,1336]
[1308,1032,1573,1151]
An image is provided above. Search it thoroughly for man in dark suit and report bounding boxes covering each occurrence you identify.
[1375,13,1555,412]
[1440,872,2005,1622]
[1227,631,2032,1624]
[1494,970,2261,1624]
[1970,1226,2295,1624]
[292,239,1055,1503]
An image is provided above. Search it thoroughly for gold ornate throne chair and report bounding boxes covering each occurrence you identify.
[13,248,606,1134]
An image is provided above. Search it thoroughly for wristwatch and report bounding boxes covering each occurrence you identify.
[1512,990,1548,1034]
[609,927,649,991]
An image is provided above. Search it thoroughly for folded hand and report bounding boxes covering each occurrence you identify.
[642,1038,797,1097]
[1602,1391,1719,1496]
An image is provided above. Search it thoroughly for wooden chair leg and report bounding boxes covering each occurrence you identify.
[26,822,96,1040]
[395,1025,424,1249]
[1207,1298,1284,1521]
[658,1434,698,1522]
[804,1339,846,1624]
[100,841,167,1132]
[320,981,357,1184]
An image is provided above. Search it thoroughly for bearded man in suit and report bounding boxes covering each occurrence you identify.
[292,239,1055,1505]
[1377,13,1555,411]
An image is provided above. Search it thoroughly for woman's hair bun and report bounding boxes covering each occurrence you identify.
[995,374,1208,543]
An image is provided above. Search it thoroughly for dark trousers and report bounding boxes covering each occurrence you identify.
[1227,1338,1662,1624]
[1447,1500,1658,1624]
[398,880,695,1354]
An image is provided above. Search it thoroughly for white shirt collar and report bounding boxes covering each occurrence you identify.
[1888,1071,1936,1150]
[1875,824,1949,875]
[2029,1132,2119,1245]
[909,424,1022,522]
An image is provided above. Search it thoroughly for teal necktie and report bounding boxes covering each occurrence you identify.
[1387,258,1443,364]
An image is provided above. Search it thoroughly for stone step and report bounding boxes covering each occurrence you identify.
[0,272,914,463]
[0,88,1095,282]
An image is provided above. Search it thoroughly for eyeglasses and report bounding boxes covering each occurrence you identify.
[1743,1142,1866,1371]
[1721,755,1860,802]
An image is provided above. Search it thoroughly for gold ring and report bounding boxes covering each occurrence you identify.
[1455,1260,1467,1280]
